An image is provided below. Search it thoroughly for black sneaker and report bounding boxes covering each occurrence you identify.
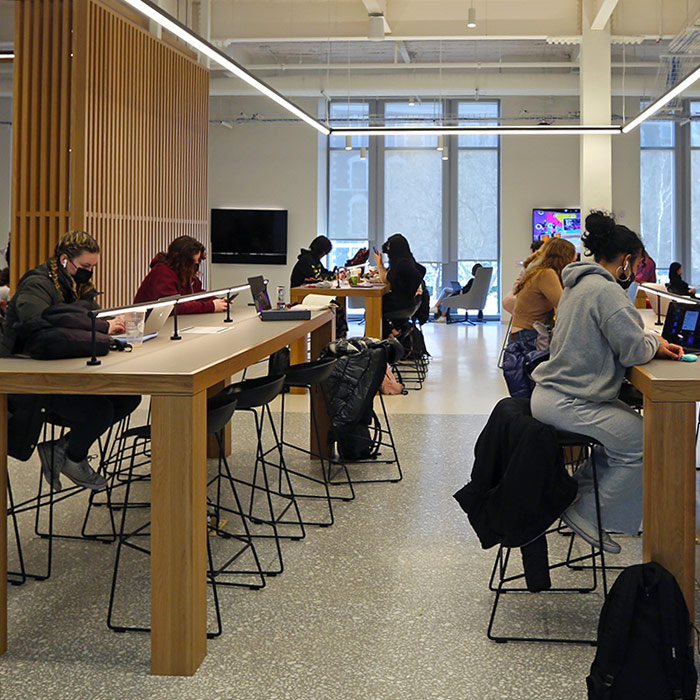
[37,438,67,492]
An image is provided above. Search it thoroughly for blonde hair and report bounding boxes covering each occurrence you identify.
[54,230,100,260]
[514,237,576,294]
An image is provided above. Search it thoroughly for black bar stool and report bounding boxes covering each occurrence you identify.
[276,358,355,528]
[213,374,305,576]
[487,430,609,645]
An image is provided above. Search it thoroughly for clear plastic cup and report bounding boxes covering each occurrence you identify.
[124,310,145,347]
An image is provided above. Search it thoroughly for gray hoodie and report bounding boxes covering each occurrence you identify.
[531,261,660,402]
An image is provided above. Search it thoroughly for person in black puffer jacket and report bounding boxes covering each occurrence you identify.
[2,231,140,492]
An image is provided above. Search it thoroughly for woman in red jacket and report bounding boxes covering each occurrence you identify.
[134,235,228,314]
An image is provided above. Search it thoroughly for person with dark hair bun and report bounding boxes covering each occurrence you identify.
[529,211,682,554]
[290,235,334,287]
[667,262,695,297]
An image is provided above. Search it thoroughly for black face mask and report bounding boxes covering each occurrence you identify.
[70,262,93,285]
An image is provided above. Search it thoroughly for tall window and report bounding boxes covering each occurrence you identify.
[457,102,500,314]
[640,113,675,276]
[327,102,369,270]
[327,99,501,312]
[690,103,700,282]
[384,101,444,298]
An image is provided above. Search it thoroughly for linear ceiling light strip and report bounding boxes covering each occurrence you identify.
[121,0,330,135]
[622,64,700,133]
[331,126,622,136]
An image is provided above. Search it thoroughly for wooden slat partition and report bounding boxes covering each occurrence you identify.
[12,0,209,308]
[11,0,73,289]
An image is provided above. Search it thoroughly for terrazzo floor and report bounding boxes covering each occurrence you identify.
[2,321,699,700]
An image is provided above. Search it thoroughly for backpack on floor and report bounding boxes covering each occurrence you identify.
[336,409,382,461]
[587,561,697,700]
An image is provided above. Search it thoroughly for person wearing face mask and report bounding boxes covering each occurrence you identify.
[0,230,140,491]
[529,211,683,555]
[134,235,229,314]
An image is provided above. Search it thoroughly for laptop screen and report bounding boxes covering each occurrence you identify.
[247,275,272,312]
[662,301,700,349]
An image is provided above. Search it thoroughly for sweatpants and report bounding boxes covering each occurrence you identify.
[46,395,141,462]
[530,384,643,534]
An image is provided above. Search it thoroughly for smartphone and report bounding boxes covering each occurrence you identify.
[373,246,379,254]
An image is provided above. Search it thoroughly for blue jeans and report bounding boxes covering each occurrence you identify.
[530,384,643,534]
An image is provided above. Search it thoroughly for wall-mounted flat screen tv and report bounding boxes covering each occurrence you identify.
[532,208,581,249]
[211,208,288,265]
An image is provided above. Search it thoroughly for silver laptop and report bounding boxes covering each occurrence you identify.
[144,301,176,335]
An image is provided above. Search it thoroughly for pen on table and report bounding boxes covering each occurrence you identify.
[180,325,194,332]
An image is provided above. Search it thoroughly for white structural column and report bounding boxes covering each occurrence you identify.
[580,0,613,217]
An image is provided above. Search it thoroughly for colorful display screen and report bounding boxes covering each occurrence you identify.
[532,208,581,249]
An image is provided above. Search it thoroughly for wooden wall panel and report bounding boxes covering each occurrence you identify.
[11,0,73,289]
[12,0,209,308]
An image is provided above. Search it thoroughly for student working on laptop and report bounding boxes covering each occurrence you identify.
[530,211,682,554]
[135,235,230,314]
[0,231,140,492]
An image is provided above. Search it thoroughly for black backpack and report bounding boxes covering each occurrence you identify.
[587,561,697,700]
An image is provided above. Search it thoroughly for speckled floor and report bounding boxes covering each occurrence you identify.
[2,322,699,700]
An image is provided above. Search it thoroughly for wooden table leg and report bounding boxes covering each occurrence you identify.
[309,316,335,458]
[642,397,696,618]
[206,380,230,457]
[0,394,7,656]
[366,295,383,339]
[150,392,207,676]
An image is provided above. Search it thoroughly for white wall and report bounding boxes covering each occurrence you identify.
[208,96,321,302]
[0,97,11,262]
[208,95,642,314]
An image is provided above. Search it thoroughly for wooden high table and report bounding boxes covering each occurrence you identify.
[0,306,334,676]
[628,359,700,620]
[289,283,387,370]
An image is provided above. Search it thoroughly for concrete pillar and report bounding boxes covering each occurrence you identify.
[580,0,613,218]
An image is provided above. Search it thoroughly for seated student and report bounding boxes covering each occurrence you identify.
[135,235,229,314]
[290,235,335,287]
[374,233,426,337]
[0,231,140,491]
[502,239,544,315]
[290,235,348,337]
[432,264,483,321]
[634,247,656,283]
[530,212,682,553]
[666,261,696,297]
[510,237,576,342]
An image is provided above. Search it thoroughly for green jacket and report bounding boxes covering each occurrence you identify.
[0,260,98,357]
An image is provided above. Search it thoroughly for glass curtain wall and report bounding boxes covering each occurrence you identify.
[327,99,501,312]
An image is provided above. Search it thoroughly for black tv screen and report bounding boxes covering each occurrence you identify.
[211,208,288,265]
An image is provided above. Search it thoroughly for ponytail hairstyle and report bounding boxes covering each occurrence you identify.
[581,211,643,263]
[155,235,206,288]
[50,230,100,298]
[514,237,576,294]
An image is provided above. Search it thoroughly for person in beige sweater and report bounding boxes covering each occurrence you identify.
[510,237,576,342]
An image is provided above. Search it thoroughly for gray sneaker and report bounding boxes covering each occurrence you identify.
[61,455,107,491]
[562,507,621,554]
[37,438,67,492]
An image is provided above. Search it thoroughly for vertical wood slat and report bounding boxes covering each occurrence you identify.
[11,0,73,289]
[12,0,209,307]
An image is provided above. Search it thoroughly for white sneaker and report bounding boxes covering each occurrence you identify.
[562,507,621,554]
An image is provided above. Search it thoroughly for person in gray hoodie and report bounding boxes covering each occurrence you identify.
[530,211,683,554]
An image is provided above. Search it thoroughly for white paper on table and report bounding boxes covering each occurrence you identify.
[298,294,334,310]
[180,326,234,334]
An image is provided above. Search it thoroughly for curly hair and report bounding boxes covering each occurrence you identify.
[514,237,576,295]
[155,236,206,289]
